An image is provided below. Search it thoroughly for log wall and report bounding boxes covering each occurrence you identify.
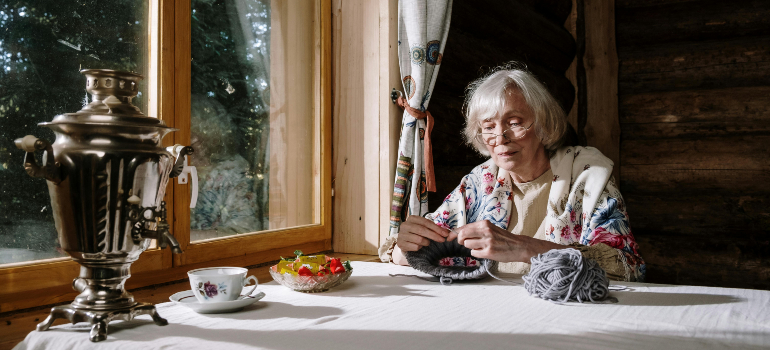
[617,0,770,289]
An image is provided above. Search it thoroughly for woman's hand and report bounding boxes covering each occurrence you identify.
[397,215,449,251]
[452,220,563,262]
[392,215,450,265]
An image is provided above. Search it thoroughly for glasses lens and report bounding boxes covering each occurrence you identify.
[477,125,529,146]
[478,133,496,146]
[506,126,527,139]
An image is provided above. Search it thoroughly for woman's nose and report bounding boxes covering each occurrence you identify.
[497,133,511,145]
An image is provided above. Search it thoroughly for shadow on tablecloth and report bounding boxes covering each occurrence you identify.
[613,292,743,307]
[91,324,770,350]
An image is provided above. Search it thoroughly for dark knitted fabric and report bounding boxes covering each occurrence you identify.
[405,239,497,284]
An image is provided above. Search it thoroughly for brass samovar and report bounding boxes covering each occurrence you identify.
[14,69,192,342]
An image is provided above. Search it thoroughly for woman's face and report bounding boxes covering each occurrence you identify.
[481,91,544,174]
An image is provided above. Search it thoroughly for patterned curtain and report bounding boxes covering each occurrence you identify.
[389,0,453,236]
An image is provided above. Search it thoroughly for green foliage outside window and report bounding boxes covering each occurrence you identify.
[0,0,149,262]
[0,0,273,261]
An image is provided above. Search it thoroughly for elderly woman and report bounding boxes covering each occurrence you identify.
[379,66,645,282]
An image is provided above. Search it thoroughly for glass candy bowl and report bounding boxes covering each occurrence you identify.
[269,266,352,293]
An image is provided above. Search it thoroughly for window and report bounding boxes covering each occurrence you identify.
[0,0,157,265]
[0,0,331,313]
[189,0,319,240]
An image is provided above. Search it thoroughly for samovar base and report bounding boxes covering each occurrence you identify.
[36,302,168,342]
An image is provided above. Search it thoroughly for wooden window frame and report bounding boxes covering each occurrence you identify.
[0,0,332,314]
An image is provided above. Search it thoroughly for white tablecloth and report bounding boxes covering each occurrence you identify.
[14,261,770,349]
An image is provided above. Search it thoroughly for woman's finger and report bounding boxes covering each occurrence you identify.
[469,248,490,259]
[397,241,420,252]
[446,228,459,242]
[461,238,486,250]
[401,232,430,247]
[405,215,450,238]
[456,226,483,245]
[403,221,446,243]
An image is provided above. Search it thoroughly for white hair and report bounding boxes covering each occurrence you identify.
[463,63,568,156]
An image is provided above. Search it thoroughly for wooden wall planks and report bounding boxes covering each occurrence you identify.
[331,0,400,254]
[378,0,402,248]
[623,136,770,169]
[622,167,770,195]
[331,0,373,254]
[564,0,579,134]
[627,194,770,233]
[619,37,770,95]
[637,234,770,289]
[582,0,620,182]
[616,0,770,46]
[620,87,770,124]
[617,0,770,288]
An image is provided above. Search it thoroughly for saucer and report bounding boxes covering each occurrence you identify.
[170,290,266,314]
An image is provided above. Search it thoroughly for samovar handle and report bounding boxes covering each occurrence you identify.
[14,135,63,184]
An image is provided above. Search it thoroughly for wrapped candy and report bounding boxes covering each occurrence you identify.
[298,255,327,265]
[278,260,297,275]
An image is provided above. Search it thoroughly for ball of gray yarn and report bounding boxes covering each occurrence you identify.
[405,239,497,285]
[522,248,612,303]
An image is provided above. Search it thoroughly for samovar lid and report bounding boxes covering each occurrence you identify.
[40,69,176,130]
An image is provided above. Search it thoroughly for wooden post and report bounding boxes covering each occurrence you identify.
[379,0,401,248]
[564,0,578,134]
[332,0,399,254]
[580,0,620,182]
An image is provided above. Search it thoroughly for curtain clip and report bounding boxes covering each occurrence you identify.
[390,88,403,104]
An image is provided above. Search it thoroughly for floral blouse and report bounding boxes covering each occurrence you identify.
[391,146,646,282]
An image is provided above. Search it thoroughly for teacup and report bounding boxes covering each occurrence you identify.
[188,267,258,303]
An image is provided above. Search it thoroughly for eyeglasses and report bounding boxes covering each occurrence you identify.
[475,122,534,146]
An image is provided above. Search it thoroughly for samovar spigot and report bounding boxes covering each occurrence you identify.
[127,199,183,254]
[14,135,62,184]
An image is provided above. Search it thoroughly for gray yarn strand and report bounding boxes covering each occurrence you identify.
[388,274,456,285]
[486,269,521,285]
[522,248,617,303]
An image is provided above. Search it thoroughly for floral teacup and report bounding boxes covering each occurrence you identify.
[188,267,258,303]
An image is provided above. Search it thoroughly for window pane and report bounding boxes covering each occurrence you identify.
[0,1,157,264]
[190,0,319,241]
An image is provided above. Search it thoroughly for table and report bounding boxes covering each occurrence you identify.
[13,261,770,349]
